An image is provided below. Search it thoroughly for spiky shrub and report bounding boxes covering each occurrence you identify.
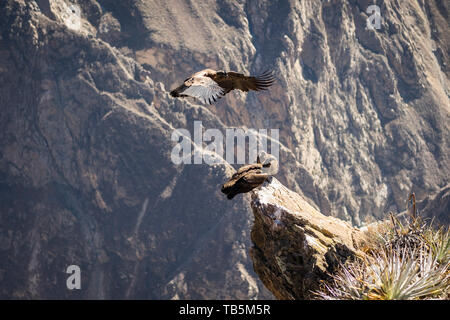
[315,208,449,300]
[423,226,450,265]
[366,247,448,300]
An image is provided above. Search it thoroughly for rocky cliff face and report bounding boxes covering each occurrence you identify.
[0,0,448,299]
[0,0,271,299]
[416,184,450,225]
[131,0,449,225]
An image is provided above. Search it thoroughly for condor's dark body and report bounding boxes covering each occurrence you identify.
[221,162,270,200]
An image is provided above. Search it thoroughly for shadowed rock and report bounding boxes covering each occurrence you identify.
[413,185,450,225]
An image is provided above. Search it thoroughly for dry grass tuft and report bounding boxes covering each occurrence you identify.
[315,193,449,300]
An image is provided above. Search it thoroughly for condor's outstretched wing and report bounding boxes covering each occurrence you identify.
[216,70,275,94]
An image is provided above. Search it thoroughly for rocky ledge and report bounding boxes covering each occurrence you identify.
[250,178,378,300]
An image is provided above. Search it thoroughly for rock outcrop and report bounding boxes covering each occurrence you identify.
[250,178,376,299]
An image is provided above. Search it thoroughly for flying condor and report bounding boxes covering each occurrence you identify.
[170,69,275,104]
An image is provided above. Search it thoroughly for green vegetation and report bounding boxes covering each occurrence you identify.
[316,195,449,300]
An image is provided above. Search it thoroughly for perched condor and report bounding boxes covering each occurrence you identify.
[221,153,278,200]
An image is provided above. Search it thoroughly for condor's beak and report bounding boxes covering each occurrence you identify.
[170,83,188,97]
